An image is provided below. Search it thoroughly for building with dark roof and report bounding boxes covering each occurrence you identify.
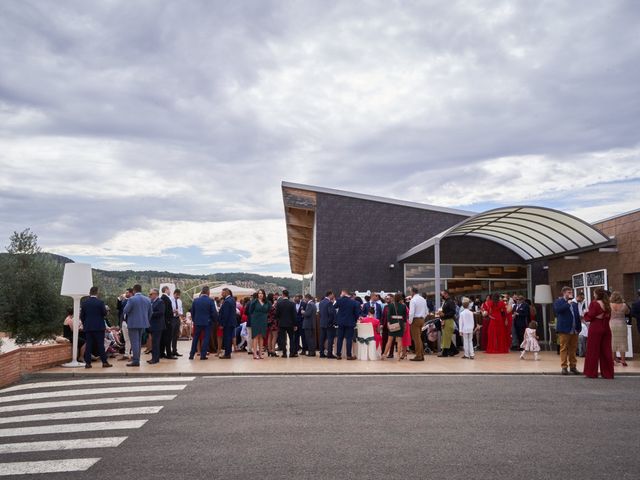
[282,182,639,352]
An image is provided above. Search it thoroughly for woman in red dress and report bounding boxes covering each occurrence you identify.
[583,288,614,379]
[485,293,511,353]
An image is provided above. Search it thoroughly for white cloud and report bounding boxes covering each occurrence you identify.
[0,1,639,274]
[52,218,289,263]
[401,146,640,208]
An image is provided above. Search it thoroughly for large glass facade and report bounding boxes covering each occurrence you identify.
[404,263,530,300]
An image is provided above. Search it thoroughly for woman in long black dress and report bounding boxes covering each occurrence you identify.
[250,289,270,360]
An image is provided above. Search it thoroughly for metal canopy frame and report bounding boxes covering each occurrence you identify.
[397,206,613,309]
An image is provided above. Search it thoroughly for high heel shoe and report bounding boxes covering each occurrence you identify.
[399,353,407,361]
[621,360,628,367]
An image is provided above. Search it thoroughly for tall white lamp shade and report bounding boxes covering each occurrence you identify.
[534,284,554,350]
[60,263,93,367]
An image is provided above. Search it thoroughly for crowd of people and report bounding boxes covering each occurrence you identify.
[67,283,640,379]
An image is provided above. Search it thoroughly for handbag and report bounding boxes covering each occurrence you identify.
[388,303,402,332]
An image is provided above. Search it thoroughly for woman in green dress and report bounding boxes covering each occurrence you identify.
[250,289,270,360]
[382,292,408,361]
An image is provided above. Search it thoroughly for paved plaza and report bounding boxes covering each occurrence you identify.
[1,375,639,479]
[41,347,640,377]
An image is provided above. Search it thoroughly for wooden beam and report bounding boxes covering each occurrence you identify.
[287,217,314,229]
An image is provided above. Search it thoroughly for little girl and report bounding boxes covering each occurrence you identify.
[520,320,541,360]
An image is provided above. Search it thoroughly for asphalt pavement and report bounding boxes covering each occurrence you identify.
[1,375,638,479]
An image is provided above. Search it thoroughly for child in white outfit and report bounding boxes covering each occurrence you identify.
[520,320,541,360]
[458,298,475,359]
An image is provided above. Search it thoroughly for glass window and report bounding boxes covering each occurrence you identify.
[405,263,529,298]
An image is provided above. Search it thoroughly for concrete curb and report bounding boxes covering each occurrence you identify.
[24,371,640,378]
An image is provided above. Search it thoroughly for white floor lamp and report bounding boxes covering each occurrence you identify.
[534,284,553,351]
[60,263,93,367]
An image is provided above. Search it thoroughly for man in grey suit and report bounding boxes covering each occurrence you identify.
[122,284,151,367]
[302,294,318,357]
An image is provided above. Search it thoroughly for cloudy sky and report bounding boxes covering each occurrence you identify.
[1,0,639,277]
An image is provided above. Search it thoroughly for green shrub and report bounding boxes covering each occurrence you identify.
[0,229,66,344]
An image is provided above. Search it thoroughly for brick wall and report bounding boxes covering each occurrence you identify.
[547,210,640,354]
[0,349,21,389]
[548,210,640,301]
[0,343,72,389]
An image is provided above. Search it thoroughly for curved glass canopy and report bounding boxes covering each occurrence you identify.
[399,206,612,262]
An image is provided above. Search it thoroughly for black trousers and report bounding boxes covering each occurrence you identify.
[84,330,107,364]
[161,324,173,357]
[278,327,296,356]
[295,327,306,352]
[223,324,235,357]
[170,317,180,354]
[514,317,527,347]
[151,329,163,362]
[304,328,316,355]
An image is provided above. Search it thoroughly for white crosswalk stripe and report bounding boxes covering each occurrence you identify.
[0,384,187,404]
[0,376,195,476]
[0,406,163,425]
[0,419,148,438]
[2,377,196,393]
[0,395,177,413]
[0,437,127,454]
[0,458,101,476]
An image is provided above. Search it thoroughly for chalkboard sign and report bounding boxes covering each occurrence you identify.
[572,273,585,288]
[586,270,607,287]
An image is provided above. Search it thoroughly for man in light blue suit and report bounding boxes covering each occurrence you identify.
[189,286,218,360]
[122,284,151,367]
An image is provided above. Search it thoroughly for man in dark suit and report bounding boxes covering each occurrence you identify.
[189,286,218,360]
[276,289,298,358]
[218,288,237,359]
[334,289,360,360]
[160,286,177,360]
[294,295,308,355]
[631,290,640,335]
[318,291,336,358]
[362,294,382,320]
[148,288,165,364]
[80,286,112,368]
[302,294,317,356]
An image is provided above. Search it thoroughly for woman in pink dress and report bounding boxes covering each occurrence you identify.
[359,307,382,350]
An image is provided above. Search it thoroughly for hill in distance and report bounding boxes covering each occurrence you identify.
[3,252,301,299]
[93,269,302,298]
